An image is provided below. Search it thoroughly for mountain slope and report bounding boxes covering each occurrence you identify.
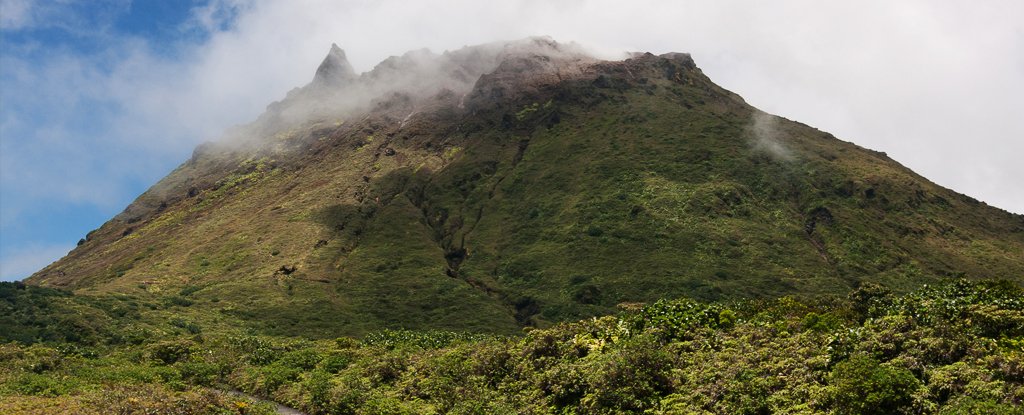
[28,38,1024,336]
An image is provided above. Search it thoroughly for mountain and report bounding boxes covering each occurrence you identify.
[27,37,1024,337]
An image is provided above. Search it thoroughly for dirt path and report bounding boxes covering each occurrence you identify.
[225,389,306,415]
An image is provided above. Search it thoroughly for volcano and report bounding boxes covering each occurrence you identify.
[28,37,1024,336]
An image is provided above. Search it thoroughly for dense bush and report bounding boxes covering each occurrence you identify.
[828,354,921,414]
[361,329,493,350]
[1,279,1021,414]
[149,340,195,365]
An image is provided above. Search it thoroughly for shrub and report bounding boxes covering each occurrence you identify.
[177,361,223,386]
[718,309,738,329]
[20,344,63,373]
[938,397,1024,415]
[164,296,194,307]
[626,299,733,340]
[149,340,195,365]
[828,354,920,415]
[231,336,282,365]
[803,311,843,333]
[362,329,489,350]
[10,373,72,397]
[87,384,278,415]
[278,348,323,370]
[304,369,333,411]
[581,336,673,413]
[849,282,891,321]
[257,363,302,395]
[320,351,354,373]
[178,285,202,297]
[169,318,202,335]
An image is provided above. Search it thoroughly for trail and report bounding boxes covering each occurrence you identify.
[225,389,306,415]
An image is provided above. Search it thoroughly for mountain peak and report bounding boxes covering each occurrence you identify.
[32,38,1024,336]
[312,43,356,87]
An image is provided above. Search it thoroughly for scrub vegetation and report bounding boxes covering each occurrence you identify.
[2,279,1022,414]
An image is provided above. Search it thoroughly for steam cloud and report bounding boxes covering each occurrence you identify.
[749,112,794,162]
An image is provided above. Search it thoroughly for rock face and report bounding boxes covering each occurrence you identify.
[254,37,595,135]
[311,43,356,88]
[28,38,1024,337]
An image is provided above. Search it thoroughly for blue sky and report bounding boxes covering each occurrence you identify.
[2,0,1022,281]
[1,0,260,281]
[1,0,210,280]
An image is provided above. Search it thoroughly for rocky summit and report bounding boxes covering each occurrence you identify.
[28,37,1024,337]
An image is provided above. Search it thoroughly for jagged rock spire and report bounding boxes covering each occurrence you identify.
[312,43,356,88]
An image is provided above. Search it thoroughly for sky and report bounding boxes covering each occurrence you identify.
[1,0,1022,281]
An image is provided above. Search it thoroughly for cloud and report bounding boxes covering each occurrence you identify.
[0,0,32,29]
[749,112,794,162]
[0,0,130,32]
[183,0,253,33]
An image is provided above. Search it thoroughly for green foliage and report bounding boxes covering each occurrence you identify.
[85,384,279,415]
[2,280,1022,414]
[163,295,194,307]
[0,282,118,345]
[176,361,223,386]
[515,101,542,120]
[802,311,843,332]
[254,363,302,394]
[178,285,202,297]
[875,279,1024,342]
[303,369,333,410]
[362,329,492,350]
[320,351,354,373]
[849,281,893,321]
[169,317,202,334]
[939,397,1024,415]
[230,336,284,366]
[828,354,921,415]
[277,348,323,370]
[625,298,735,340]
[148,340,195,365]
[9,373,73,397]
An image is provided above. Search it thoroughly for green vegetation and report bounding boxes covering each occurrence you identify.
[2,279,1021,414]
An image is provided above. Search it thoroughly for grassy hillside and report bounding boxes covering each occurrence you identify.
[2,279,1022,414]
[27,50,1024,336]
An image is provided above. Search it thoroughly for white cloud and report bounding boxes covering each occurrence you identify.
[184,0,253,33]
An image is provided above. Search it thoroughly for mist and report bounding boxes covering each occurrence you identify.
[227,36,597,147]
[749,112,794,162]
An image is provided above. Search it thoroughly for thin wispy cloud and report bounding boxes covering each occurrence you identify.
[0,0,130,32]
